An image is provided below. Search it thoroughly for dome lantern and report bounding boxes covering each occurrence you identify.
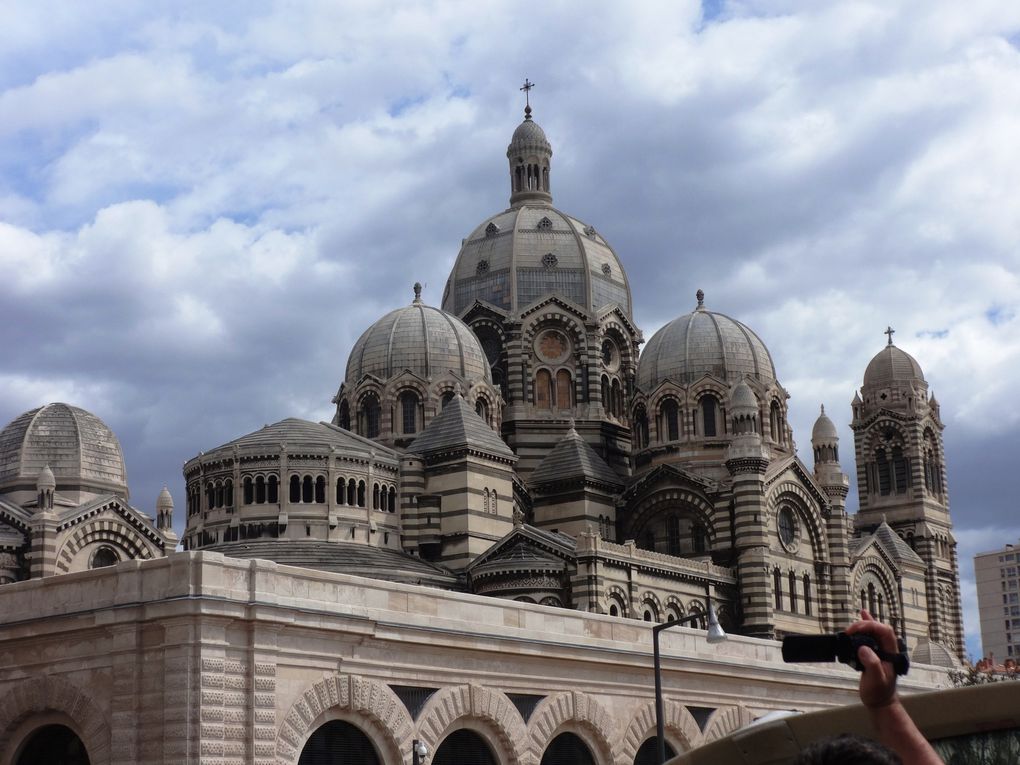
[507,87,553,207]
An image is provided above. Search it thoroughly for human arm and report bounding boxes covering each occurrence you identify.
[846,610,944,765]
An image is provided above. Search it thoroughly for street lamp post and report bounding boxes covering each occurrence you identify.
[653,600,727,764]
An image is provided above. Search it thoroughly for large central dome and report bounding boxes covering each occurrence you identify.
[442,107,632,318]
[637,291,776,391]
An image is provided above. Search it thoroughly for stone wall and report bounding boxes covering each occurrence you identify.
[0,551,946,765]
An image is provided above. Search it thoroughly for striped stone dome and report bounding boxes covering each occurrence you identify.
[637,292,776,391]
[863,344,925,389]
[0,403,127,492]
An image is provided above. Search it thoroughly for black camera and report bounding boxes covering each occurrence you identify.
[782,632,910,676]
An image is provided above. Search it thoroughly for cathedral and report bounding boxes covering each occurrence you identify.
[0,104,964,765]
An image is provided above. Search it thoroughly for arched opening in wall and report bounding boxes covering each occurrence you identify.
[441,391,455,409]
[268,475,279,503]
[357,481,366,508]
[635,736,676,765]
[400,390,419,434]
[225,479,234,507]
[536,369,554,409]
[244,476,254,504]
[770,400,782,443]
[373,483,380,510]
[701,395,718,437]
[297,719,380,765]
[302,475,313,504]
[691,522,707,554]
[875,448,891,495]
[16,724,91,765]
[556,369,573,411]
[475,398,489,423]
[633,405,649,449]
[541,732,596,765]
[661,399,679,442]
[892,446,909,493]
[347,479,357,506]
[388,486,396,512]
[433,729,498,765]
[315,476,326,504]
[361,395,381,438]
[337,400,351,431]
[90,546,119,569]
[290,475,301,503]
[610,378,623,417]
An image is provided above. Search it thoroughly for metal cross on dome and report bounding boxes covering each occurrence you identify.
[520,78,535,108]
[884,326,895,346]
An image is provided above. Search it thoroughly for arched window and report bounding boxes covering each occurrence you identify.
[388,486,396,512]
[243,477,253,505]
[804,574,812,616]
[892,446,909,493]
[214,482,223,509]
[556,369,573,410]
[399,391,418,434]
[601,375,610,410]
[692,522,707,554]
[770,400,782,443]
[267,475,279,503]
[610,378,622,416]
[373,483,380,510]
[644,528,656,552]
[433,729,498,765]
[701,396,718,437]
[867,582,877,614]
[347,478,357,506]
[609,603,619,617]
[357,480,366,507]
[789,571,798,613]
[774,568,783,610]
[362,395,381,438]
[475,398,489,422]
[876,448,891,495]
[15,724,91,765]
[662,399,679,442]
[290,475,300,503]
[441,391,454,409]
[315,476,325,503]
[337,400,351,430]
[224,479,234,507]
[336,477,345,503]
[91,546,119,569]
[667,516,681,556]
[302,475,313,503]
[535,369,553,409]
[634,406,649,449]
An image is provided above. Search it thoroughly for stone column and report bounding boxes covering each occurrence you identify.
[726,450,772,638]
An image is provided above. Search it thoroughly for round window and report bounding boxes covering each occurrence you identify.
[601,338,620,372]
[778,507,798,550]
[535,330,570,364]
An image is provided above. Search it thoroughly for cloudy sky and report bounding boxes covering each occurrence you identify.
[2,0,1018,656]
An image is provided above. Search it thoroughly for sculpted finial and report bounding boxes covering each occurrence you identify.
[696,289,705,309]
[413,282,423,303]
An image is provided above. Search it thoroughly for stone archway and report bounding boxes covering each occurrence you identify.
[275,674,412,765]
[619,700,701,763]
[0,676,110,765]
[701,704,754,743]
[528,691,614,765]
[415,684,527,765]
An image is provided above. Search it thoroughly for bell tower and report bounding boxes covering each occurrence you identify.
[852,329,963,659]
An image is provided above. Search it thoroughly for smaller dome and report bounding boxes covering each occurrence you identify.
[157,485,174,510]
[863,343,924,389]
[729,380,758,414]
[346,284,491,386]
[508,105,552,154]
[637,291,776,390]
[0,403,127,492]
[36,464,55,490]
[811,405,838,443]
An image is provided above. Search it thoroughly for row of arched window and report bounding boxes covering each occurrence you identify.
[534,368,573,410]
[514,162,549,193]
[639,517,707,556]
[188,474,397,512]
[859,582,892,626]
[872,446,910,496]
[346,389,496,440]
[773,569,813,615]
[482,488,498,514]
[633,396,786,448]
[601,375,625,417]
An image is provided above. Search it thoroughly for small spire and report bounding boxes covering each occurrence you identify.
[413,282,423,303]
[820,404,825,415]
[454,382,463,397]
[568,417,576,433]
[696,289,705,309]
[884,325,895,346]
